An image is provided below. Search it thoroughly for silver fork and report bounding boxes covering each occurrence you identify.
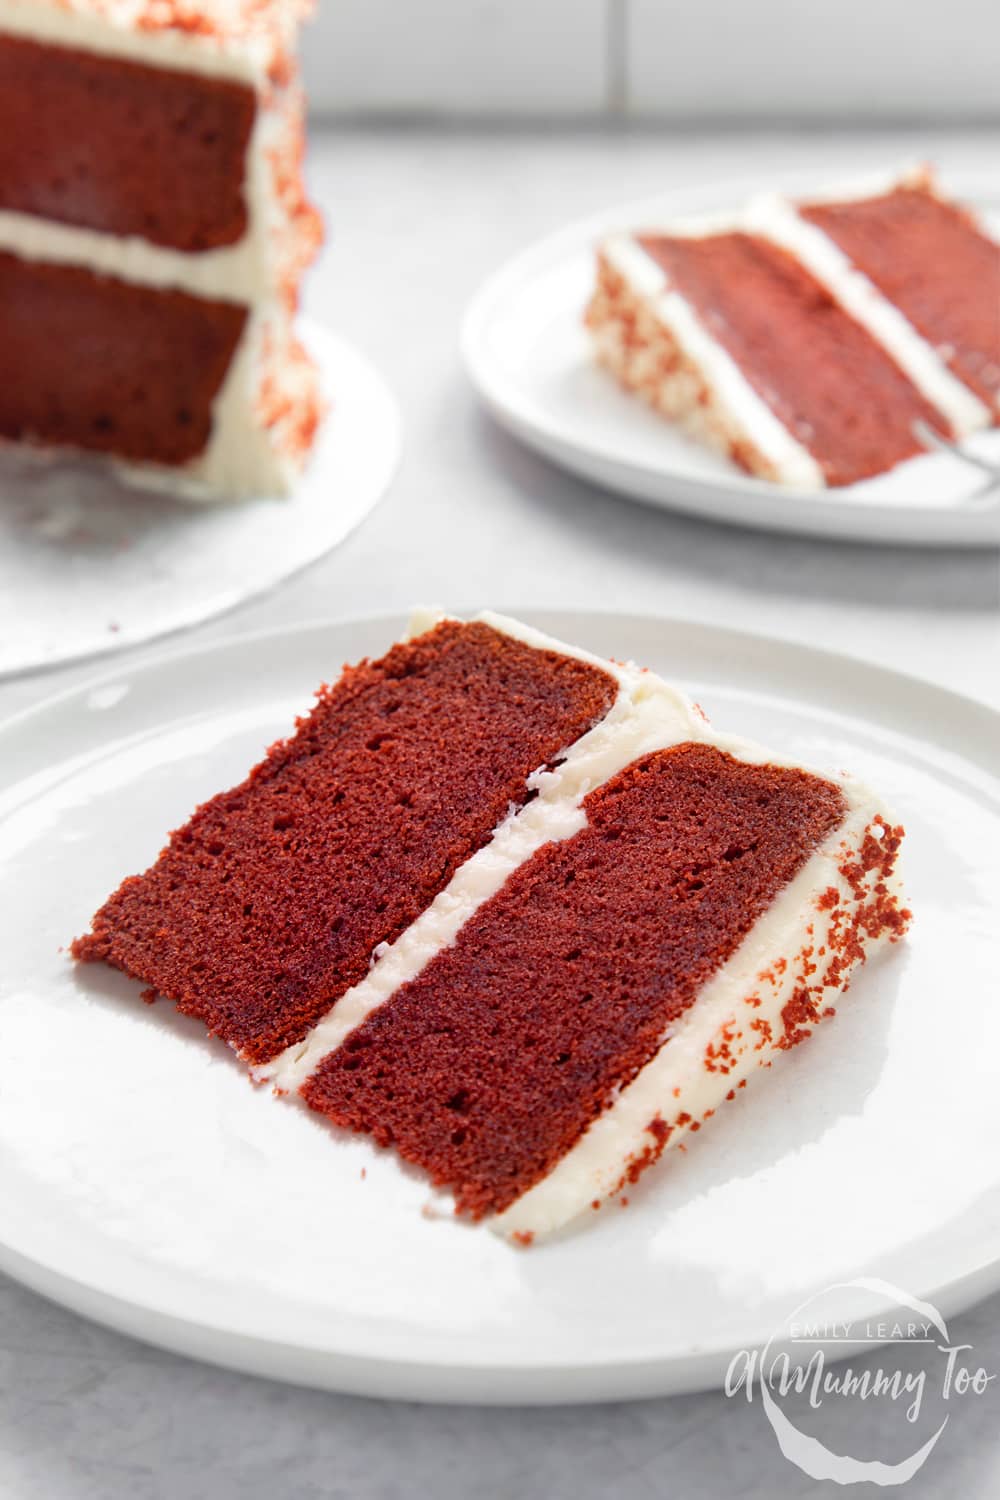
[912,419,1000,488]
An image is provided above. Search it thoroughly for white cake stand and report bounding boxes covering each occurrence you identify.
[0,322,401,678]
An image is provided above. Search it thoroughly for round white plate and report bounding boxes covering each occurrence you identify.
[1,611,998,1403]
[0,324,401,679]
[462,169,1000,547]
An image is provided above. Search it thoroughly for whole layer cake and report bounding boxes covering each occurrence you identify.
[73,612,910,1240]
[0,0,323,498]
[587,167,1000,489]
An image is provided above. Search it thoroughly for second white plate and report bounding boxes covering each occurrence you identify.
[1,612,999,1402]
[462,169,1000,547]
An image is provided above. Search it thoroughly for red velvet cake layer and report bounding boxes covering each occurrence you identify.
[72,623,618,1064]
[0,252,246,463]
[637,231,945,486]
[802,186,1000,411]
[0,36,256,251]
[304,744,847,1219]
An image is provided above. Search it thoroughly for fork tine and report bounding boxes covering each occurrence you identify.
[912,419,1000,478]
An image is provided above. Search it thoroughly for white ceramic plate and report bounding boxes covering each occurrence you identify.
[0,323,401,679]
[1,611,998,1403]
[462,169,1000,547]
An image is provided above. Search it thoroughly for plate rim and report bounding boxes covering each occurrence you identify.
[461,165,1000,548]
[2,608,999,1401]
[3,604,996,764]
[2,1237,997,1404]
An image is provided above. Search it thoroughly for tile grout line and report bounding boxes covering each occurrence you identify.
[606,0,629,116]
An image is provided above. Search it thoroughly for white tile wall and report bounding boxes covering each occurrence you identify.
[626,0,1000,119]
[303,0,609,116]
[302,0,1000,119]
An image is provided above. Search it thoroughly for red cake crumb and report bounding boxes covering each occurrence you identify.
[751,1017,773,1050]
[705,1019,739,1074]
[304,744,847,1219]
[617,1116,673,1191]
[267,92,324,314]
[72,622,618,1063]
[258,329,325,464]
[636,231,947,485]
[617,1128,671,1194]
[780,985,822,1049]
[773,817,908,1053]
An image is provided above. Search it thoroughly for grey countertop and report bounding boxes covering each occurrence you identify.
[2,126,999,1499]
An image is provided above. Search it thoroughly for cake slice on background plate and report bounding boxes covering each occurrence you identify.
[73,612,910,1241]
[586,166,998,489]
[0,0,323,499]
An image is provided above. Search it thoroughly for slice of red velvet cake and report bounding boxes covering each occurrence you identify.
[73,612,910,1240]
[587,167,998,488]
[0,0,323,499]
